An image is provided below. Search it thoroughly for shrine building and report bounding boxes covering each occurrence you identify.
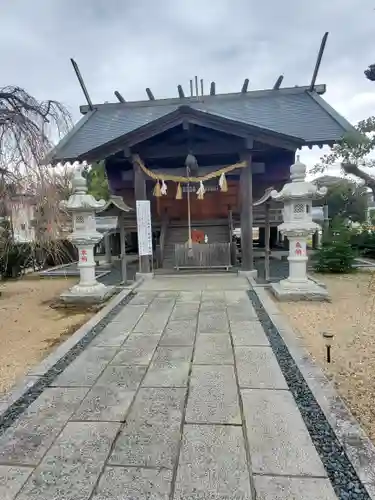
[49,79,354,273]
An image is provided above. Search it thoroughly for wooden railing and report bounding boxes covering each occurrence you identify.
[174,243,231,270]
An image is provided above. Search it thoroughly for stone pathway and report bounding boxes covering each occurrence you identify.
[0,275,339,499]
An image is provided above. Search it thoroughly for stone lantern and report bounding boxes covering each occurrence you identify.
[270,156,329,301]
[60,163,115,303]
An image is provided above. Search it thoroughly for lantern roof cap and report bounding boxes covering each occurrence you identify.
[271,156,327,201]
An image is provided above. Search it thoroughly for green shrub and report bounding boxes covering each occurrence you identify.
[0,240,77,278]
[351,227,375,258]
[314,223,356,273]
[0,243,33,277]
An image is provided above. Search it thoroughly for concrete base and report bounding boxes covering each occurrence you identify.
[238,269,258,279]
[271,278,330,302]
[135,272,154,281]
[60,283,116,304]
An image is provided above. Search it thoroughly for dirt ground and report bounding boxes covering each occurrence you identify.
[0,276,96,395]
[277,269,375,442]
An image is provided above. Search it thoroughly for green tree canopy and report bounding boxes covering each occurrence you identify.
[321,179,369,223]
[314,67,375,195]
[83,161,110,201]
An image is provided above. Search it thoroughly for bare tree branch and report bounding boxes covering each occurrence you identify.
[0,86,72,181]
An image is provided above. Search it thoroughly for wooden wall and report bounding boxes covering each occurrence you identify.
[113,176,286,223]
[158,180,239,221]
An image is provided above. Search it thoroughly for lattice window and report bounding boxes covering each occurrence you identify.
[76,215,84,224]
[294,203,305,214]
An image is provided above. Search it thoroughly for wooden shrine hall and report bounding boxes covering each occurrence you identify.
[49,67,354,274]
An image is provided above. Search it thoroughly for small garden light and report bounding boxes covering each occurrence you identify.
[322,331,334,363]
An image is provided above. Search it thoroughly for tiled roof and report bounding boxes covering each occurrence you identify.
[49,86,355,162]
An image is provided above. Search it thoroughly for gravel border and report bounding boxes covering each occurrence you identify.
[0,282,142,436]
[248,288,374,500]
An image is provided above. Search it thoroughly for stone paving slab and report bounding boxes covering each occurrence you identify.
[51,346,119,387]
[110,304,148,326]
[173,424,253,500]
[90,327,129,347]
[152,346,193,362]
[194,332,234,364]
[0,465,33,500]
[72,365,146,421]
[170,303,200,320]
[198,312,229,333]
[93,364,147,388]
[148,297,176,309]
[92,466,173,499]
[142,361,190,387]
[16,421,120,500]
[230,320,270,346]
[0,387,88,465]
[225,290,250,303]
[111,334,160,365]
[124,292,157,305]
[226,304,258,321]
[236,346,288,389]
[142,347,192,388]
[186,365,241,424]
[242,389,327,476]
[160,320,197,346]
[73,386,135,422]
[199,301,227,313]
[254,476,338,500]
[176,291,201,302]
[132,313,171,334]
[137,275,249,291]
[109,388,186,468]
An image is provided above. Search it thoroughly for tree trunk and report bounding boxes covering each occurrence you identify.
[341,162,375,197]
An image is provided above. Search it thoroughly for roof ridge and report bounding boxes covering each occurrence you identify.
[80,84,327,114]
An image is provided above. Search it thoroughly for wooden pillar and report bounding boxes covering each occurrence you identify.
[104,233,112,264]
[264,201,271,281]
[133,159,151,273]
[119,213,127,284]
[240,152,254,271]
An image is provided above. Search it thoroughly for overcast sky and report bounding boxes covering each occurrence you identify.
[1,0,375,176]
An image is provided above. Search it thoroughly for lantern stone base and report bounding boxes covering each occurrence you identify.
[60,282,116,304]
[271,278,330,302]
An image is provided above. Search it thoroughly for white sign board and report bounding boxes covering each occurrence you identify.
[136,200,153,256]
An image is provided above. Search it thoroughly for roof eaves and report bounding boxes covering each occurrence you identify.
[306,91,358,140]
[42,109,98,165]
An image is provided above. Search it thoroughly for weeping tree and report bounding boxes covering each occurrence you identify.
[0,86,73,274]
[313,117,375,196]
[314,67,375,195]
[0,86,71,174]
